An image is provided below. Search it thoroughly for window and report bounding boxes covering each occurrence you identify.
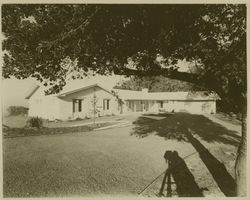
[103,99,110,110]
[158,101,164,108]
[107,99,110,110]
[73,99,82,113]
[78,100,82,112]
[161,101,164,108]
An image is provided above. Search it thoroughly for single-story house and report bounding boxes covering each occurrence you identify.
[26,83,219,120]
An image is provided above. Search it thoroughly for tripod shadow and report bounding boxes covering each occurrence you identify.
[159,151,204,197]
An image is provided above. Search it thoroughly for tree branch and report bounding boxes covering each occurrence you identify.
[38,6,101,49]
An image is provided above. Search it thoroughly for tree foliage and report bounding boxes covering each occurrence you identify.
[2,5,246,108]
[7,106,29,116]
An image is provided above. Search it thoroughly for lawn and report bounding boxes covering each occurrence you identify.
[3,126,169,197]
[3,113,240,197]
[132,112,240,197]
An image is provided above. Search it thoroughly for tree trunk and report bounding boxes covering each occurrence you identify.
[235,99,247,196]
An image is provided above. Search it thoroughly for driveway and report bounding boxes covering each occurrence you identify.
[3,113,240,197]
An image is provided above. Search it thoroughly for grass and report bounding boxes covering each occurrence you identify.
[132,112,240,196]
[3,112,241,197]
[3,125,170,197]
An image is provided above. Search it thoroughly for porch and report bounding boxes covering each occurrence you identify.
[126,100,163,113]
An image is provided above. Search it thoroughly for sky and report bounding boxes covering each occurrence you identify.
[2,74,127,115]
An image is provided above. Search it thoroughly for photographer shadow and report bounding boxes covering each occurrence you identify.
[159,150,204,197]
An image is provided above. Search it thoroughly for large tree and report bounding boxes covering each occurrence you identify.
[2,4,246,196]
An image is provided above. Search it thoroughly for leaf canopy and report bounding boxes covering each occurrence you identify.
[2,4,246,110]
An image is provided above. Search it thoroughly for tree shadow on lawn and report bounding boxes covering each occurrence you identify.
[132,112,238,196]
[132,112,240,146]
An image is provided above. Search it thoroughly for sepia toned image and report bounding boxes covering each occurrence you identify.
[1,3,247,198]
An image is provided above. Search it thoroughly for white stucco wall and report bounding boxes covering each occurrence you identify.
[58,86,119,120]
[57,99,72,120]
[28,87,217,120]
[122,99,216,114]
[148,101,159,112]
[164,100,216,114]
[28,86,120,120]
[28,88,60,120]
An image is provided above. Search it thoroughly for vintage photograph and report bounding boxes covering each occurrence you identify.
[1,4,247,197]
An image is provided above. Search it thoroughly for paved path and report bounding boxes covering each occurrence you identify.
[203,114,241,134]
[46,114,140,128]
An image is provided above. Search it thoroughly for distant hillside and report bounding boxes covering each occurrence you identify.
[114,75,204,92]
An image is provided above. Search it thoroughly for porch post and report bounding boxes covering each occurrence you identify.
[72,99,75,118]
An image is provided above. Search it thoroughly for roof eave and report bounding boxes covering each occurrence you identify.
[57,84,114,97]
[25,86,40,99]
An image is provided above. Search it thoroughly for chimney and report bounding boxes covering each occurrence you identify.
[142,88,148,93]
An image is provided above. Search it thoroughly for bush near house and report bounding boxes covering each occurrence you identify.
[26,117,43,128]
[7,106,29,116]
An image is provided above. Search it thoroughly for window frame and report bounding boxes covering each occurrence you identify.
[103,99,110,111]
[73,99,82,113]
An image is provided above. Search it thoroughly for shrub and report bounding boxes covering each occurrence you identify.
[236,113,242,121]
[85,115,91,119]
[7,106,29,116]
[75,117,83,121]
[3,124,10,131]
[26,117,43,128]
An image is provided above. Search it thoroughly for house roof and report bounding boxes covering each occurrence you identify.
[25,85,40,99]
[25,83,114,99]
[57,83,114,97]
[113,89,220,101]
[26,83,219,101]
